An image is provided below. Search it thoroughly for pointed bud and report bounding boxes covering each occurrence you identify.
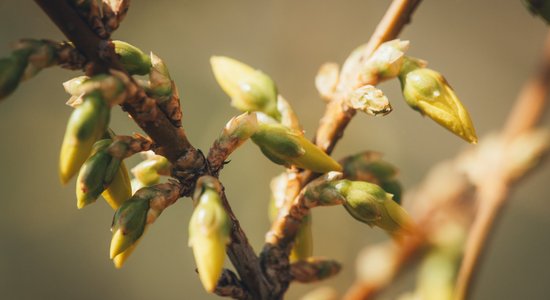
[335,180,414,236]
[218,112,259,148]
[110,193,150,258]
[131,152,170,186]
[211,56,281,120]
[189,176,231,293]
[302,172,346,207]
[315,62,340,101]
[340,151,403,203]
[113,40,151,75]
[364,39,409,82]
[59,92,110,184]
[399,57,477,143]
[349,85,392,116]
[289,214,313,262]
[148,52,172,97]
[102,160,132,210]
[76,139,119,209]
[0,56,25,100]
[251,122,341,173]
[112,236,142,269]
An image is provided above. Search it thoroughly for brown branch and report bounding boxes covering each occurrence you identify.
[454,31,550,300]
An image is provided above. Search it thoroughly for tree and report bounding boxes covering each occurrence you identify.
[1,0,550,300]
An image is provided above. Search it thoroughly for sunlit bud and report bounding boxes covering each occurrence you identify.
[113,40,151,75]
[217,112,259,149]
[277,95,303,131]
[349,85,392,116]
[290,257,342,283]
[315,62,340,101]
[398,57,477,143]
[112,240,139,269]
[102,161,132,210]
[335,180,414,236]
[364,39,409,81]
[148,52,172,97]
[189,176,231,293]
[110,195,150,258]
[302,172,346,207]
[289,214,313,262]
[59,91,110,184]
[131,152,170,186]
[211,56,281,120]
[76,139,117,208]
[524,0,550,23]
[251,122,341,173]
[340,151,403,203]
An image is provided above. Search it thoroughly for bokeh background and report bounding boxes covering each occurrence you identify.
[1,1,549,299]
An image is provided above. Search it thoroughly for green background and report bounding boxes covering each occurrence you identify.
[0,1,549,299]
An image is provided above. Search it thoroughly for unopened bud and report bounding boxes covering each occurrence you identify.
[0,56,25,100]
[211,56,281,120]
[59,91,110,184]
[102,160,132,210]
[148,52,172,97]
[131,152,170,186]
[110,195,150,258]
[189,176,231,293]
[335,180,414,236]
[364,39,409,81]
[349,85,392,116]
[113,40,151,75]
[399,57,477,143]
[251,122,342,173]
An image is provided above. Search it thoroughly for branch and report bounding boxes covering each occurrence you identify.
[454,30,550,300]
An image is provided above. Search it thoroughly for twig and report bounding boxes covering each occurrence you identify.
[454,31,550,300]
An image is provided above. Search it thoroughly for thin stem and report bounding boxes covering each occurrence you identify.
[454,31,550,300]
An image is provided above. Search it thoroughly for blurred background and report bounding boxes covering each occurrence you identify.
[0,0,549,299]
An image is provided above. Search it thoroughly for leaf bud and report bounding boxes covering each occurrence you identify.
[348,85,392,116]
[131,152,170,186]
[364,39,409,82]
[113,40,151,75]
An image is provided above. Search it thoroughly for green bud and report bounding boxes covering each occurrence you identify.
[365,39,409,81]
[59,91,110,184]
[148,52,172,97]
[76,139,116,208]
[340,151,403,203]
[211,56,281,120]
[189,177,231,293]
[131,153,170,186]
[335,180,414,236]
[349,85,392,116]
[110,193,150,258]
[523,0,550,23]
[0,55,26,100]
[398,57,477,143]
[251,122,342,173]
[113,40,151,75]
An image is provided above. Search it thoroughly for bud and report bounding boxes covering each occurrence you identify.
[59,91,110,184]
[364,39,409,81]
[340,151,403,203]
[147,52,172,97]
[210,56,281,120]
[289,214,313,262]
[251,122,342,173]
[76,139,118,209]
[189,176,231,293]
[398,57,477,143]
[216,112,259,150]
[335,180,414,236]
[102,160,132,210]
[113,40,151,75]
[131,152,170,186]
[348,85,392,116]
[315,62,340,101]
[110,195,150,258]
[0,56,25,100]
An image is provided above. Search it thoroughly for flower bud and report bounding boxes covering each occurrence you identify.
[59,91,110,184]
[335,180,414,236]
[131,152,170,186]
[251,122,341,173]
[189,177,231,293]
[340,151,403,203]
[113,40,151,75]
[364,39,409,81]
[211,56,281,120]
[0,56,25,100]
[398,57,477,143]
[102,160,132,210]
[147,52,172,97]
[349,85,392,116]
[110,194,150,258]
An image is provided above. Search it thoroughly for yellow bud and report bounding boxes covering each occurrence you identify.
[399,59,477,143]
[102,161,132,210]
[211,56,281,120]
